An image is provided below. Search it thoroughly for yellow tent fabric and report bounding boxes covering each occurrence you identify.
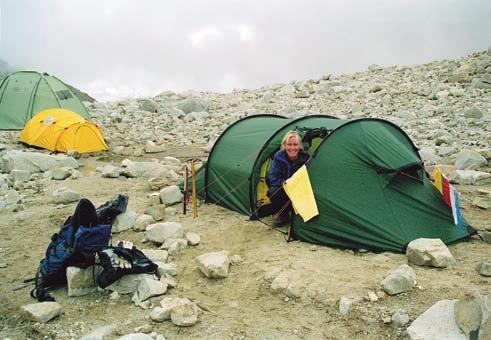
[282,164,319,222]
[19,108,108,154]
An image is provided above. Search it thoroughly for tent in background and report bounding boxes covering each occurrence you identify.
[0,70,89,130]
[19,108,108,154]
[189,114,475,253]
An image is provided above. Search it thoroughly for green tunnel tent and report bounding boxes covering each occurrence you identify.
[0,70,89,130]
[192,114,475,252]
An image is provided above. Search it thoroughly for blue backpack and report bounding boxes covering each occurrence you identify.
[31,197,127,301]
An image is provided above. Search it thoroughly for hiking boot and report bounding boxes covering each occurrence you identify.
[272,215,290,228]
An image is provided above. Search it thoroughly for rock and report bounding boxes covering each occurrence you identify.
[133,214,155,232]
[133,277,168,302]
[139,99,158,112]
[454,291,483,336]
[406,238,456,268]
[195,250,230,279]
[176,98,208,114]
[9,169,30,183]
[464,107,485,119]
[141,249,169,263]
[161,238,187,256]
[145,222,184,244]
[270,273,290,294]
[339,296,357,316]
[117,333,153,340]
[52,187,80,204]
[151,296,192,322]
[51,167,73,180]
[101,165,120,178]
[147,177,167,190]
[454,150,487,170]
[144,205,166,222]
[66,265,103,297]
[476,260,491,276]
[155,262,177,277]
[185,232,200,246]
[21,302,63,323]
[392,310,410,327]
[407,300,465,340]
[159,186,183,206]
[112,211,138,233]
[106,274,155,295]
[2,150,78,173]
[144,141,165,153]
[380,264,416,295]
[482,231,491,244]
[120,159,169,178]
[450,170,491,185]
[170,301,199,326]
[80,323,119,340]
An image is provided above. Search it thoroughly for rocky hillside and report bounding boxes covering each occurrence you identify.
[0,48,489,340]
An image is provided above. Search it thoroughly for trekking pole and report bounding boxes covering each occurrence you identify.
[191,159,198,218]
[183,164,188,215]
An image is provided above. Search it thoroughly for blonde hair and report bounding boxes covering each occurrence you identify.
[280,130,303,150]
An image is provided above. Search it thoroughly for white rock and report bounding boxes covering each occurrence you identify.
[52,187,80,204]
[133,214,155,232]
[145,222,184,244]
[51,167,73,180]
[151,296,191,321]
[2,150,78,173]
[195,250,230,279]
[105,274,154,295]
[170,301,199,327]
[406,238,456,268]
[141,249,169,263]
[112,211,138,233]
[117,333,153,340]
[155,262,178,277]
[185,232,200,246]
[133,277,168,302]
[144,205,166,221]
[159,185,183,206]
[161,238,187,256]
[380,264,416,295]
[407,300,465,340]
[66,265,103,297]
[21,302,63,323]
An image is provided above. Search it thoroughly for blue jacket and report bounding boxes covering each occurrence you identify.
[267,149,310,196]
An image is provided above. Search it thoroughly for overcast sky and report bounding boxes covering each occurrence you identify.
[1,0,490,101]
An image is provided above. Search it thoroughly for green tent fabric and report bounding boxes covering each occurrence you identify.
[194,114,475,253]
[0,70,89,130]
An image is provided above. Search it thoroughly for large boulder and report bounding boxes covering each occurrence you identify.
[454,150,487,170]
[406,238,456,268]
[176,98,208,114]
[120,159,168,178]
[159,185,183,206]
[407,300,466,339]
[2,150,78,173]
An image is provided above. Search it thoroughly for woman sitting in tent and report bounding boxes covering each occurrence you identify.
[267,130,310,227]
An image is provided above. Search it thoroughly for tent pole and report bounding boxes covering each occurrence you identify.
[192,160,198,218]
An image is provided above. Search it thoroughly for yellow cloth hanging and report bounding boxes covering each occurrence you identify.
[434,167,443,193]
[282,164,319,222]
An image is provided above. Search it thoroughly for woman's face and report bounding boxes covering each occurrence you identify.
[285,135,300,160]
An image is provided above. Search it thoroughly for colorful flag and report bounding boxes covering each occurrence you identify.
[283,165,319,222]
[434,167,443,193]
[434,166,465,230]
[442,175,451,207]
[450,186,465,231]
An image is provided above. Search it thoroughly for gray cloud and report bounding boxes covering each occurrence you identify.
[1,0,490,101]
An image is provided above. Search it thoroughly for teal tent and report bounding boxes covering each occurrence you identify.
[192,114,475,252]
[0,70,89,130]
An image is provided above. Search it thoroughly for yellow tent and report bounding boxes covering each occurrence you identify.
[19,108,108,154]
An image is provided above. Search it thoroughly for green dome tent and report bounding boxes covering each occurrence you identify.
[192,114,475,253]
[0,70,89,130]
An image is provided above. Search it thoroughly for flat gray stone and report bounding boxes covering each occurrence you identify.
[21,302,63,323]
